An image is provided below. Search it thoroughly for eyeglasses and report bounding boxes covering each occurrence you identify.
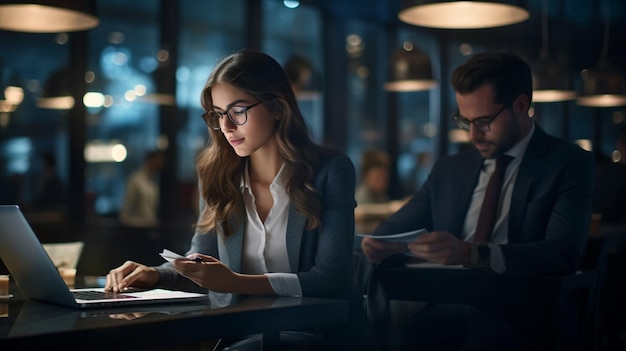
[453,105,506,132]
[201,102,262,130]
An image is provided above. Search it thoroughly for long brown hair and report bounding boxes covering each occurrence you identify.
[195,50,321,236]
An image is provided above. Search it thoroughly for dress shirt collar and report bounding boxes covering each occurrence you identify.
[504,120,535,160]
[240,159,287,194]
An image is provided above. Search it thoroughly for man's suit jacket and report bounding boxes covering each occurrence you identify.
[372,124,595,277]
[155,148,357,299]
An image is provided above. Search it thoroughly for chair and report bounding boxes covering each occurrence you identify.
[365,237,608,351]
[533,237,608,351]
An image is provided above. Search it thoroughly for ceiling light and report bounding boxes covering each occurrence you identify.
[384,45,437,92]
[576,66,626,107]
[531,0,576,103]
[36,67,75,110]
[398,1,529,29]
[532,56,577,102]
[0,0,98,33]
[577,19,626,107]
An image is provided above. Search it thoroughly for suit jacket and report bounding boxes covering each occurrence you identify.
[155,148,357,299]
[372,124,595,277]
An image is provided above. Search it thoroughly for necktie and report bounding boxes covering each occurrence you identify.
[474,155,513,243]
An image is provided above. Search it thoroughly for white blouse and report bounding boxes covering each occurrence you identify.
[239,161,302,297]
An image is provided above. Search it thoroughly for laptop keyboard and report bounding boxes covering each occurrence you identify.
[72,290,138,300]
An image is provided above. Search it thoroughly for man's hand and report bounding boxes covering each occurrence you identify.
[407,231,472,265]
[361,236,408,264]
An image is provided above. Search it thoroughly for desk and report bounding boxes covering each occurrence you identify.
[369,262,533,306]
[0,277,349,350]
[366,244,606,351]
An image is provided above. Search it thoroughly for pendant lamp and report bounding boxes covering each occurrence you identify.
[531,0,576,103]
[576,19,626,107]
[398,0,529,29]
[384,43,437,92]
[532,57,577,102]
[36,67,75,110]
[0,0,98,33]
[577,65,626,107]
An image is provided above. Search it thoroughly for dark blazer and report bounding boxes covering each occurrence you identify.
[155,148,357,299]
[372,124,595,277]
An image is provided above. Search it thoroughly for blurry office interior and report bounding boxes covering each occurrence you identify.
[1,0,626,301]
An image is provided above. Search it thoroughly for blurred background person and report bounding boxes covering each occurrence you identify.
[119,150,166,228]
[353,149,392,294]
[356,149,390,205]
[284,54,313,96]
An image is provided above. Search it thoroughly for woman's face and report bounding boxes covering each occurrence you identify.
[210,83,278,158]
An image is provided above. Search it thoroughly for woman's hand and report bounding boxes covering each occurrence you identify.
[104,261,160,293]
[172,254,240,293]
[407,231,471,265]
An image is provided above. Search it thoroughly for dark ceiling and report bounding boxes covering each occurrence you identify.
[312,0,626,73]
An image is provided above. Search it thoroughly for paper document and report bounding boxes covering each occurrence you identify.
[159,249,199,263]
[356,228,428,244]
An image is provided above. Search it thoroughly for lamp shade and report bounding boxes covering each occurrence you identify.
[36,67,75,110]
[398,0,529,29]
[0,0,98,33]
[531,57,577,103]
[384,47,437,92]
[576,65,626,107]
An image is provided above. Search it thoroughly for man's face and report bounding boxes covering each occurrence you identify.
[455,84,523,159]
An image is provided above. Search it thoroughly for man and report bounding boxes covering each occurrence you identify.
[361,52,594,350]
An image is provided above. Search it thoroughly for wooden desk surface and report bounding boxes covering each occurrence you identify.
[0,277,349,349]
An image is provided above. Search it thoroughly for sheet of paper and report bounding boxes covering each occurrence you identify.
[356,228,428,244]
[159,249,190,263]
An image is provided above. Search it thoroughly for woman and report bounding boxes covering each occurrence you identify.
[105,50,366,350]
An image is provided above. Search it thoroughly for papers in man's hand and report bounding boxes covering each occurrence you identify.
[356,228,428,244]
[159,249,191,263]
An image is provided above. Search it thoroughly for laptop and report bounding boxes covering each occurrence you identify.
[0,205,207,309]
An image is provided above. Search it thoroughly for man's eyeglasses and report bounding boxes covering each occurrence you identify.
[201,102,262,130]
[453,105,506,132]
